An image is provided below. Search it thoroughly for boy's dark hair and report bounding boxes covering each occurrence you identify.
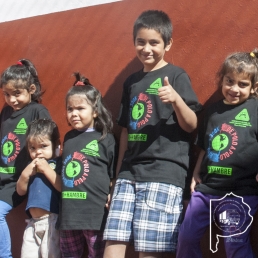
[66,72,113,140]
[217,48,258,98]
[133,10,173,47]
[0,59,44,102]
[26,118,60,152]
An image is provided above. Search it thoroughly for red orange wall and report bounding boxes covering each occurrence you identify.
[1,0,258,257]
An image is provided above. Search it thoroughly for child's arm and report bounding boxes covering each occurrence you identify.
[115,127,128,177]
[16,160,37,196]
[106,178,116,210]
[158,76,197,133]
[35,158,62,192]
[105,128,127,208]
[190,149,205,193]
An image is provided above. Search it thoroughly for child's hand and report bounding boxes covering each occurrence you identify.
[22,160,37,177]
[158,76,179,103]
[17,159,38,196]
[105,194,111,210]
[106,179,116,209]
[35,158,49,174]
[256,174,258,182]
[190,175,202,194]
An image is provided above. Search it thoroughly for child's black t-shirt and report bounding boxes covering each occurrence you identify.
[0,102,51,206]
[117,63,201,188]
[196,98,258,196]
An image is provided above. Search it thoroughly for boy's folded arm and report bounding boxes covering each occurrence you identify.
[44,168,62,192]
[16,174,30,196]
[35,159,62,192]
[16,162,36,196]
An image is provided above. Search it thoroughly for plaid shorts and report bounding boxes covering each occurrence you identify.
[60,229,105,258]
[103,179,183,252]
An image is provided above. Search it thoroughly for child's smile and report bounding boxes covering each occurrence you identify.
[2,82,32,111]
[134,28,172,72]
[222,72,253,105]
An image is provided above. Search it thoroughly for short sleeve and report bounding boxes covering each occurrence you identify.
[172,72,202,112]
[54,156,63,175]
[116,75,133,128]
[196,116,207,150]
[0,105,13,128]
[37,106,51,119]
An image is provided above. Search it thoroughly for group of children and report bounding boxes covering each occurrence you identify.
[0,9,258,258]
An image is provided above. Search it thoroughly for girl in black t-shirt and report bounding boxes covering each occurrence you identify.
[57,73,116,258]
[0,59,51,257]
[177,49,258,258]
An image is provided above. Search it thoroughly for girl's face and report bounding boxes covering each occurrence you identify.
[222,72,253,105]
[28,135,54,160]
[66,94,97,131]
[2,81,36,111]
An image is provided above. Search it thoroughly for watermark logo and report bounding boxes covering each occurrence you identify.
[209,193,253,253]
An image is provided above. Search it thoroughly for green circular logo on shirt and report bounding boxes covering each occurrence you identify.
[66,161,81,177]
[132,103,145,120]
[212,134,229,151]
[2,141,14,156]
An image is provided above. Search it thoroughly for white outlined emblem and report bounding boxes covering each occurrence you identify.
[209,192,253,253]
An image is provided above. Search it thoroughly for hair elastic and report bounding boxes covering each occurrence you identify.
[17,61,23,65]
[75,81,85,86]
[250,52,255,58]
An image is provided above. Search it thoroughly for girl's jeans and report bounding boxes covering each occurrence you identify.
[0,201,13,258]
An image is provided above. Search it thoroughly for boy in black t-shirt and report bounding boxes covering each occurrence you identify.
[103,10,201,258]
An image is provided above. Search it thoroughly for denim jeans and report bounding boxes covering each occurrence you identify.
[0,201,13,258]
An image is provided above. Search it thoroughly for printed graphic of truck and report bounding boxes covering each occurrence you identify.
[219,210,240,225]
